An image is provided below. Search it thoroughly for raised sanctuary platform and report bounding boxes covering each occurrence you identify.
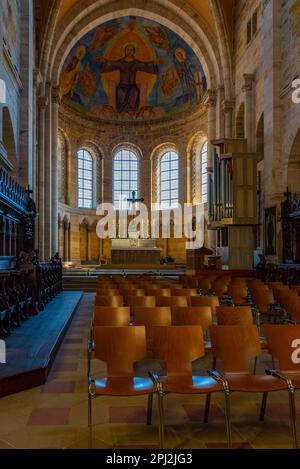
[0,291,83,397]
[111,238,162,264]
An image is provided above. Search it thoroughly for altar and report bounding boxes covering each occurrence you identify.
[111,239,162,265]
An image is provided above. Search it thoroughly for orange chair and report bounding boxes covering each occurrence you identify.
[156,296,188,308]
[209,324,297,448]
[88,326,158,444]
[282,296,300,323]
[216,306,253,325]
[264,324,300,448]
[171,288,198,297]
[146,288,171,297]
[93,306,131,326]
[198,278,212,292]
[172,306,212,330]
[135,307,172,350]
[125,296,156,312]
[228,284,248,305]
[190,295,219,316]
[94,295,124,307]
[150,325,232,447]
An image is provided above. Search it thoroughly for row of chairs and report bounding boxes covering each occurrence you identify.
[88,323,300,449]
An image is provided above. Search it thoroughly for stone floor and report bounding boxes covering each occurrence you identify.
[0,293,299,449]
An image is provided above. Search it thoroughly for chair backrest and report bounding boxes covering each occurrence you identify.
[96,289,120,296]
[93,306,131,326]
[172,306,212,331]
[93,326,147,377]
[198,278,211,292]
[171,288,198,297]
[210,325,261,372]
[190,295,219,315]
[146,288,171,297]
[120,288,145,296]
[156,296,188,307]
[265,324,300,372]
[216,306,253,325]
[94,296,124,307]
[152,325,204,374]
[126,296,156,308]
[284,296,300,322]
[135,307,171,349]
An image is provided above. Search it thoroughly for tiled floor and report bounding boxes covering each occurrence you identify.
[0,292,299,449]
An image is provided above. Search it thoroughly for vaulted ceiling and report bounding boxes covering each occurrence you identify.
[36,0,235,48]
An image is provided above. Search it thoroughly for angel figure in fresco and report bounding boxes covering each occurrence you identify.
[90,23,120,52]
[96,44,159,113]
[80,61,97,98]
[143,24,170,53]
[59,45,87,97]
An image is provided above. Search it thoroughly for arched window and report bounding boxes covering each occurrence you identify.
[159,151,179,209]
[113,148,138,210]
[77,149,93,208]
[201,142,208,203]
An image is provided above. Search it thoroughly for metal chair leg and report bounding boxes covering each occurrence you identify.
[203,393,211,423]
[157,392,165,449]
[147,393,153,425]
[224,388,232,449]
[288,387,298,449]
[88,391,92,427]
[253,356,258,375]
[259,392,268,421]
[212,356,216,370]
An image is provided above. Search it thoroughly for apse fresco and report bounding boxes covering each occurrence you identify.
[60,16,207,120]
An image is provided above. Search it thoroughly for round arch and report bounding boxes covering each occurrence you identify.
[287,128,300,194]
[44,0,225,95]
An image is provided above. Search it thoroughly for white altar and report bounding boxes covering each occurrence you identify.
[111,239,162,264]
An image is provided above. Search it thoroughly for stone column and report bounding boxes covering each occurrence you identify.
[204,90,217,251]
[87,225,92,261]
[222,100,235,139]
[243,74,255,151]
[51,86,60,255]
[217,86,225,139]
[58,219,63,259]
[263,0,283,205]
[44,83,52,260]
[64,221,69,262]
[19,0,34,189]
[37,94,47,260]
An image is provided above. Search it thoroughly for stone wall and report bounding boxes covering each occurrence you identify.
[58,104,208,265]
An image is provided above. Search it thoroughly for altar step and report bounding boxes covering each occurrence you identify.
[63,265,186,291]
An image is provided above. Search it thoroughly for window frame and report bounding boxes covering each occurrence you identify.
[158,150,179,209]
[113,148,139,210]
[201,141,208,204]
[77,148,94,209]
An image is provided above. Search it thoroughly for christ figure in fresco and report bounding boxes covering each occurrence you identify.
[96,44,159,113]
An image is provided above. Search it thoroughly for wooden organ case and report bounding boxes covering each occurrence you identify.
[208,139,257,269]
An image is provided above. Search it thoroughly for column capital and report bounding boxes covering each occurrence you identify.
[52,85,61,104]
[242,73,255,92]
[33,69,42,89]
[38,95,48,109]
[263,0,272,10]
[204,89,217,108]
[222,99,235,113]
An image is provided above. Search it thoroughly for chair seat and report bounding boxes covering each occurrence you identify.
[282,372,300,389]
[93,376,155,396]
[224,372,288,392]
[160,375,222,394]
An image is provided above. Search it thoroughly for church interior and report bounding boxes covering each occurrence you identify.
[0,0,300,451]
